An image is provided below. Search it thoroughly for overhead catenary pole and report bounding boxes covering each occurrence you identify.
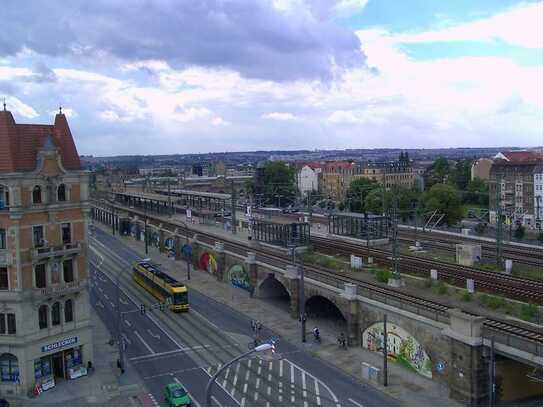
[231,179,237,235]
[383,313,388,387]
[299,250,306,343]
[144,200,149,255]
[488,336,495,406]
[496,178,503,269]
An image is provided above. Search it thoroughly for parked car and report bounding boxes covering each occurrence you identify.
[164,383,191,407]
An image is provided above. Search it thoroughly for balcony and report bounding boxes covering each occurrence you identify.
[31,279,87,300]
[31,242,81,261]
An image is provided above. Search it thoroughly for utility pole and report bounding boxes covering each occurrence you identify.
[112,205,116,236]
[167,179,172,217]
[391,189,400,280]
[144,200,149,255]
[496,179,503,269]
[116,268,125,374]
[231,179,237,235]
[383,314,388,387]
[298,248,306,343]
[488,336,495,406]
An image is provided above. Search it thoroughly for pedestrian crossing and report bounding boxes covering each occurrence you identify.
[205,357,341,407]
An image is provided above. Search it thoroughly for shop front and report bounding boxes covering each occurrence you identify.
[34,336,87,391]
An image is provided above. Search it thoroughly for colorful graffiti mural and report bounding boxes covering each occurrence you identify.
[362,322,432,378]
[228,265,251,291]
[199,253,217,274]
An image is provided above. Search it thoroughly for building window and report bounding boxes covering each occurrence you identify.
[33,225,45,248]
[6,314,15,335]
[35,264,47,288]
[0,186,8,209]
[0,268,7,290]
[51,262,60,285]
[32,185,42,204]
[38,305,48,329]
[52,302,60,326]
[0,229,5,249]
[0,353,19,382]
[64,299,73,323]
[57,184,66,202]
[61,223,71,245]
[63,259,74,283]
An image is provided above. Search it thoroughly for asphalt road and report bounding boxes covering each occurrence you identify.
[89,227,399,407]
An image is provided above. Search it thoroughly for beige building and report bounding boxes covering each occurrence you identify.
[471,158,493,181]
[0,107,92,395]
[321,162,355,201]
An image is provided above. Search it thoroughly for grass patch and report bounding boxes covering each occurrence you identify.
[434,281,448,295]
[461,292,472,302]
[479,293,506,310]
[303,251,346,271]
[375,270,392,283]
[520,303,538,322]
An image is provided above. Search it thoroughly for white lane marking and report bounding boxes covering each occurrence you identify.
[173,377,203,407]
[231,362,241,398]
[122,333,132,346]
[129,347,203,362]
[147,393,160,407]
[134,330,155,354]
[104,293,110,300]
[267,361,272,396]
[348,399,365,407]
[124,319,131,327]
[288,359,341,407]
[290,363,295,404]
[222,367,230,389]
[98,287,104,293]
[147,329,161,340]
[110,301,115,308]
[96,301,104,308]
[278,360,283,403]
[302,370,308,407]
[315,380,322,406]
[255,359,262,401]
[241,360,251,407]
[120,297,129,305]
[212,396,223,407]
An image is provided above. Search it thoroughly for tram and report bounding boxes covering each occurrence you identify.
[132,259,189,312]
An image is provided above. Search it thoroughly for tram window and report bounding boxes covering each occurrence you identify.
[173,292,187,304]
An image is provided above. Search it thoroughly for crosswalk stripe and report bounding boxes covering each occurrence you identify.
[302,370,308,407]
[290,362,295,404]
[315,379,322,406]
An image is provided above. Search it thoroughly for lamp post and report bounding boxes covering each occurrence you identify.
[205,342,273,407]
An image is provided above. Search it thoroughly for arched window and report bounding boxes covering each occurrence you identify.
[52,302,60,326]
[64,299,73,323]
[57,184,66,202]
[0,185,8,209]
[38,305,48,329]
[0,353,19,382]
[32,185,42,204]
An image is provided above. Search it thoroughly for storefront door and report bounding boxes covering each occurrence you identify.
[52,353,64,379]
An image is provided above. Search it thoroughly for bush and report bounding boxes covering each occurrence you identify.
[514,225,525,240]
[423,278,433,288]
[375,270,392,283]
[520,303,538,321]
[436,281,448,295]
[461,292,472,302]
[480,294,506,309]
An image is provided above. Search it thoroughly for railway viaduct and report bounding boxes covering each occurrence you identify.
[91,204,543,406]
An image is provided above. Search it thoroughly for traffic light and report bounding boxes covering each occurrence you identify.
[140,304,146,315]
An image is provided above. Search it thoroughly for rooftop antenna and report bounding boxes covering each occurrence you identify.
[2,98,6,111]
[59,104,62,114]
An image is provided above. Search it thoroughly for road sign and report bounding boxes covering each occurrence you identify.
[436,360,445,373]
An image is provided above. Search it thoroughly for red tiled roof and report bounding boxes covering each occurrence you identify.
[497,151,543,163]
[0,110,81,172]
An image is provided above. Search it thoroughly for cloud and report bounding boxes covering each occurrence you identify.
[262,112,299,121]
[334,0,369,16]
[4,96,39,118]
[49,108,77,118]
[211,116,229,126]
[0,0,366,82]
[173,106,211,123]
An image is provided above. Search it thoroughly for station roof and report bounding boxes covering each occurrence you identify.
[157,188,231,200]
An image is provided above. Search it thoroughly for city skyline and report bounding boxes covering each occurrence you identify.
[1,0,542,156]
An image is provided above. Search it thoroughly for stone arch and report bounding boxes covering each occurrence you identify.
[362,321,433,378]
[199,252,217,274]
[258,273,291,300]
[0,353,19,383]
[305,294,347,325]
[227,264,251,292]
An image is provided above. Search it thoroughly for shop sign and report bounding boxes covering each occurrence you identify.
[42,336,78,353]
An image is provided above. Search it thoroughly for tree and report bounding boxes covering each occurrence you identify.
[364,186,420,221]
[450,159,473,191]
[464,178,489,206]
[365,187,393,215]
[514,225,525,240]
[421,183,463,226]
[345,178,377,213]
[424,157,450,189]
[261,161,296,207]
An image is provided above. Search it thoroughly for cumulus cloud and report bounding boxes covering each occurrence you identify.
[262,112,299,121]
[0,0,366,82]
[211,116,229,126]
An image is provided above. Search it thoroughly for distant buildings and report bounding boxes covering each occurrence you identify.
[296,164,322,198]
[489,151,543,229]
[0,108,92,394]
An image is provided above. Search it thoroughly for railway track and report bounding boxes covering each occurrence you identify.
[91,201,543,347]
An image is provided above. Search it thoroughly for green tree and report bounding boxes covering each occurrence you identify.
[262,161,296,207]
[464,178,489,206]
[514,225,525,240]
[365,187,393,215]
[451,159,473,190]
[424,157,450,189]
[364,186,420,221]
[345,178,378,212]
[421,183,463,226]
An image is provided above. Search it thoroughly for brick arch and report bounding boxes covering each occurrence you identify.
[305,293,348,322]
[258,274,292,299]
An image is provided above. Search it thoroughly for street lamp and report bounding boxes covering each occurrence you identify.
[205,342,273,407]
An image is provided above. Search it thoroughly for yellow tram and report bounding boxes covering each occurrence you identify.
[132,259,189,312]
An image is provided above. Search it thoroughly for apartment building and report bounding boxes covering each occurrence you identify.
[296,163,322,198]
[489,151,543,229]
[321,161,355,201]
[0,107,92,395]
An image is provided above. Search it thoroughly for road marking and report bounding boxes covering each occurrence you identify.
[98,287,103,293]
[122,333,132,346]
[95,301,104,308]
[146,393,160,407]
[302,370,308,407]
[173,377,203,407]
[212,396,223,407]
[134,330,155,354]
[267,361,272,397]
[290,363,295,404]
[120,297,129,305]
[288,359,342,407]
[104,293,110,300]
[109,301,115,308]
[231,362,241,398]
[315,380,322,406]
[348,398,365,407]
[124,319,131,327]
[147,329,161,340]
[278,360,283,403]
[241,360,251,407]
[222,366,230,389]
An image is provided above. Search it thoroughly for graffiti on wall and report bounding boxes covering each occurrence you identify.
[199,253,217,274]
[362,322,432,378]
[228,265,251,291]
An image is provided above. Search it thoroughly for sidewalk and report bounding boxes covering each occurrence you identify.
[18,309,145,406]
[101,222,462,407]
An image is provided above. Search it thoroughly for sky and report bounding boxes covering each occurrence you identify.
[1,0,543,156]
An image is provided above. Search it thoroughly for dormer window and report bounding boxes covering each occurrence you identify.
[57,184,66,202]
[32,186,42,204]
